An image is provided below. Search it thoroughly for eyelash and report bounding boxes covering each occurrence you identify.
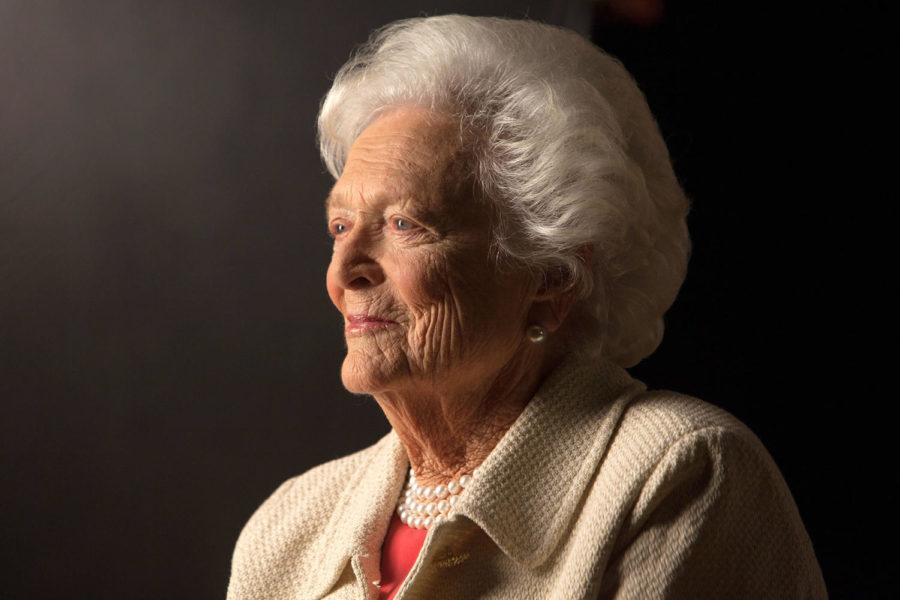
[392,217,416,232]
[328,217,421,238]
[327,221,348,238]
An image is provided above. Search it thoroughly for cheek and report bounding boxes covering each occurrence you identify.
[388,257,449,349]
[399,257,493,363]
[392,255,443,308]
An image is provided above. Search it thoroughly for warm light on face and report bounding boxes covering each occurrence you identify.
[325,107,537,397]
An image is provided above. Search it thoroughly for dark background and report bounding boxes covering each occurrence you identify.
[1,1,889,598]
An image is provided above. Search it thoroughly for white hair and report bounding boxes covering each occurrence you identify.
[318,15,690,367]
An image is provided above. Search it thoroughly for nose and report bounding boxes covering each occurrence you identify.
[328,229,385,291]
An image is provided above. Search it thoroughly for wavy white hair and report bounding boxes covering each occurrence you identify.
[318,15,690,367]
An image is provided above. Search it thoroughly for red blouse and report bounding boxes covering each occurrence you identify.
[377,514,427,600]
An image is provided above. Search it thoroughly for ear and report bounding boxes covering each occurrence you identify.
[527,246,593,333]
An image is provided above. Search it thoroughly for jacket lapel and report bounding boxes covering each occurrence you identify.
[451,356,645,568]
[308,432,409,599]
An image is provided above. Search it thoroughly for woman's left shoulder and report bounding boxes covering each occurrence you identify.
[617,389,765,457]
[604,388,791,502]
[592,390,828,597]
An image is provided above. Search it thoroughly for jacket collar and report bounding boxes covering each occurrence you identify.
[309,355,643,596]
[451,355,644,567]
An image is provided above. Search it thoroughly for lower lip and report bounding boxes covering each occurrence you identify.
[345,318,398,335]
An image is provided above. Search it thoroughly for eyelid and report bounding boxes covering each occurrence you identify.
[389,214,423,232]
[328,217,351,237]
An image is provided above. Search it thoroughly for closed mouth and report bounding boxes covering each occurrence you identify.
[345,314,399,334]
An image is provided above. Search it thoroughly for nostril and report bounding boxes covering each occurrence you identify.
[336,252,384,289]
[346,276,373,290]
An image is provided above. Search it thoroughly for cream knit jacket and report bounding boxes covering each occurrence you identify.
[228,357,827,599]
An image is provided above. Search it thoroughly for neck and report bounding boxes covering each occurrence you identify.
[374,349,558,488]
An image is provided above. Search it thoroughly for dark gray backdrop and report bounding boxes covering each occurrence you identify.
[1,1,887,598]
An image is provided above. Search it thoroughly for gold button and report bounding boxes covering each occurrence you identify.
[434,552,470,568]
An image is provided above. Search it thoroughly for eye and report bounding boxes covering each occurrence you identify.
[329,220,349,237]
[392,217,417,232]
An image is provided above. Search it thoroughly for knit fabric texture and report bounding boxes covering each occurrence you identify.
[227,356,827,599]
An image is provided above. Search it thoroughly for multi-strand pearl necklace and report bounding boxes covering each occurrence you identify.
[396,468,478,530]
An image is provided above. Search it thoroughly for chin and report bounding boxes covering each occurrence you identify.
[340,351,397,395]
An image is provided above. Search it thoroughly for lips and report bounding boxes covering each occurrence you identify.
[345,314,398,334]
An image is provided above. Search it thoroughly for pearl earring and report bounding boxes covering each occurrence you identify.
[526,324,546,343]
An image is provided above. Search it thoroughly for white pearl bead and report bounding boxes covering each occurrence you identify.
[396,467,477,530]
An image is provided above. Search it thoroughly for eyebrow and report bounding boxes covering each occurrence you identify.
[325,189,340,210]
[325,184,411,213]
[326,188,355,217]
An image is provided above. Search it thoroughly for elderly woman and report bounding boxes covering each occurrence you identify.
[228,15,825,600]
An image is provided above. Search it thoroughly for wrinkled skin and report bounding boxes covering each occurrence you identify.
[325,107,572,482]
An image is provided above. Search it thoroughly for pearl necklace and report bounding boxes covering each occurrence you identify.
[396,467,478,530]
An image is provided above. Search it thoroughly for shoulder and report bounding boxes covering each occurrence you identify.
[228,434,393,589]
[620,389,750,439]
[253,435,391,521]
[611,389,768,475]
[608,390,793,515]
[595,391,827,597]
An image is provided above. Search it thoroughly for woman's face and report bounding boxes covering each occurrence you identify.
[326,107,538,396]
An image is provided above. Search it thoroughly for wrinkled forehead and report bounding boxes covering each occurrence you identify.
[326,107,470,211]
